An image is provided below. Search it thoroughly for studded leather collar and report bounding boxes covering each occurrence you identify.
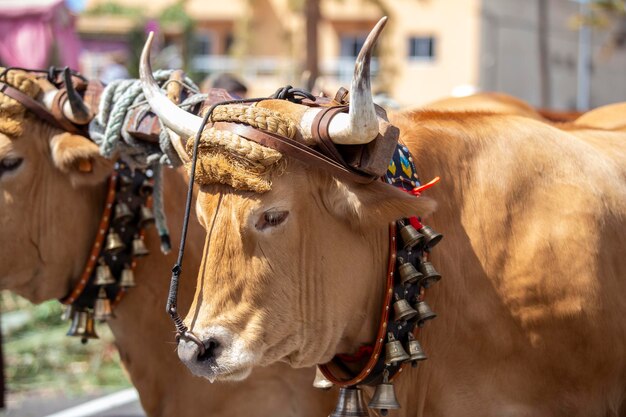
[61,161,155,342]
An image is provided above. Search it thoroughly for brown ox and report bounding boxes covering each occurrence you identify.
[0,71,335,416]
[573,102,626,131]
[142,20,626,417]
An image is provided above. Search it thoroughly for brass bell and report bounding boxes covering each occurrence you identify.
[118,174,133,188]
[330,387,369,417]
[399,219,424,250]
[138,205,155,228]
[384,332,410,365]
[66,310,99,344]
[139,179,154,196]
[419,224,443,249]
[415,299,437,327]
[132,235,150,257]
[61,304,75,321]
[398,257,423,286]
[417,260,441,288]
[368,369,400,416]
[393,293,418,322]
[113,202,133,226]
[312,366,333,390]
[119,264,136,287]
[105,229,125,255]
[94,287,113,321]
[94,258,116,286]
[407,332,427,366]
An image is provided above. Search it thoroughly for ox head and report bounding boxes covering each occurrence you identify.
[0,69,112,303]
[142,18,435,382]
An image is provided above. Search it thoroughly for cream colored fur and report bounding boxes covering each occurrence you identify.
[185,105,626,417]
[0,116,337,416]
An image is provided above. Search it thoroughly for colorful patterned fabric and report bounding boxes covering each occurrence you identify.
[383,142,421,191]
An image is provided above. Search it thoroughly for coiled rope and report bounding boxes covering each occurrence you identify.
[89,71,206,253]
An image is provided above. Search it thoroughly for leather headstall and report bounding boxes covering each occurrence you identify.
[0,81,69,132]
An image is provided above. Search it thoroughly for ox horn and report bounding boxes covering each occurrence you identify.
[62,67,92,124]
[301,16,387,145]
[139,32,202,145]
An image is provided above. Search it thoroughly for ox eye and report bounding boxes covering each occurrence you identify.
[256,209,289,230]
[0,157,23,175]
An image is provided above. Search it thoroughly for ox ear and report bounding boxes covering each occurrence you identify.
[50,132,113,187]
[325,179,437,227]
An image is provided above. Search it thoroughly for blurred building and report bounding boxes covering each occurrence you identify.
[0,0,80,69]
[75,0,626,109]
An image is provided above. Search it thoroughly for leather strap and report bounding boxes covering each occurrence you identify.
[0,81,66,131]
[84,80,104,113]
[212,121,377,184]
[310,105,349,164]
[51,89,83,134]
[319,221,399,387]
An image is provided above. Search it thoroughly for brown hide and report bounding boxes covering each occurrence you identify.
[184,107,626,416]
[0,119,337,416]
[423,92,545,120]
[574,102,626,131]
[386,111,626,417]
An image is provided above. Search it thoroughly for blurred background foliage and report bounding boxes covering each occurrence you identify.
[1,291,130,397]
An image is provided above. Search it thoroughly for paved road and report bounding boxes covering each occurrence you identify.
[0,389,146,417]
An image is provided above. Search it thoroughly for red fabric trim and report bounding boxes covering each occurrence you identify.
[409,216,422,230]
[336,345,374,363]
[408,176,440,196]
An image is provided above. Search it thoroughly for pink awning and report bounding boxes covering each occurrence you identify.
[0,0,81,69]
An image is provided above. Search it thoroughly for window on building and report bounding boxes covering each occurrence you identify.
[194,33,213,56]
[340,35,367,57]
[408,36,435,60]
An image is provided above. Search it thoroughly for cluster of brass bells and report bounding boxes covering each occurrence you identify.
[327,372,403,417]
[399,220,443,251]
[139,205,155,227]
[119,264,136,287]
[397,257,422,286]
[368,370,401,416]
[95,258,116,286]
[105,229,125,255]
[66,309,98,344]
[398,256,441,289]
[132,235,149,257]
[113,203,133,225]
[114,202,155,228]
[384,328,429,367]
[384,332,410,365]
[407,332,427,365]
[94,287,113,321]
[418,260,441,288]
[393,293,418,322]
[392,294,437,327]
[329,387,369,417]
[139,179,154,197]
[415,299,437,327]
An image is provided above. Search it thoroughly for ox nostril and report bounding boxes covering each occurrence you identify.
[197,339,219,362]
